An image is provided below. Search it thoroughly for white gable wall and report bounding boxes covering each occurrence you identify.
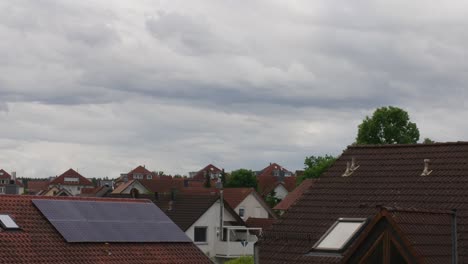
[120,181,148,194]
[185,199,236,258]
[235,193,269,220]
[274,184,289,200]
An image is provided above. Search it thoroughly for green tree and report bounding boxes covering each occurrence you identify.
[265,190,282,208]
[226,169,257,189]
[423,138,435,144]
[204,170,212,188]
[299,155,336,183]
[220,169,227,186]
[356,106,419,145]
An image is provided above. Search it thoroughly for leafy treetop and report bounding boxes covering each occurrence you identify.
[356,106,420,145]
[298,155,336,184]
[226,169,257,189]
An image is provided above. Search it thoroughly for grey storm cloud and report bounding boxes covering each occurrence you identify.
[1,0,468,178]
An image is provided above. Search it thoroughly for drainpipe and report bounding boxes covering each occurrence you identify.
[217,178,224,241]
[452,209,458,264]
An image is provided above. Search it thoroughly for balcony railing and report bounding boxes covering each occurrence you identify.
[215,226,261,258]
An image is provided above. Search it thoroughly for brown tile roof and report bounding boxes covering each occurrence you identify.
[109,192,244,232]
[140,178,184,193]
[222,188,254,209]
[0,195,211,264]
[273,179,315,211]
[259,142,468,264]
[49,169,93,186]
[154,193,223,231]
[0,169,11,179]
[245,217,276,231]
[27,180,50,193]
[343,206,454,264]
[192,164,222,180]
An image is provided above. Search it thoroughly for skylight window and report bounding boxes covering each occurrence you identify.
[0,214,20,230]
[314,218,367,251]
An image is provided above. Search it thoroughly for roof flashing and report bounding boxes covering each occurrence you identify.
[313,218,367,252]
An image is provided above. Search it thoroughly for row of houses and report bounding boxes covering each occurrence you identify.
[6,142,466,263]
[1,163,293,262]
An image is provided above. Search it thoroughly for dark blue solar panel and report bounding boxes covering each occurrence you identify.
[32,199,191,243]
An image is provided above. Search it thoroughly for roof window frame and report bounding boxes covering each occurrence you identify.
[0,214,20,230]
[312,217,368,252]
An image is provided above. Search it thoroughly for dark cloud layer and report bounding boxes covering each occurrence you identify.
[1,0,468,178]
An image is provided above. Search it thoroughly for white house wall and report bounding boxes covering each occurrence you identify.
[235,193,269,220]
[120,181,148,194]
[185,199,236,258]
[274,185,289,200]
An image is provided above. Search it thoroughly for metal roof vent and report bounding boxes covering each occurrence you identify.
[342,157,359,177]
[421,159,433,176]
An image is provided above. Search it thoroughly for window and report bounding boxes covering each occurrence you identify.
[133,174,143,180]
[314,218,367,251]
[0,214,20,230]
[239,207,245,218]
[64,177,79,182]
[194,227,207,242]
[147,174,152,180]
[0,187,5,194]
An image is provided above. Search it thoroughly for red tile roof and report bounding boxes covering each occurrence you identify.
[0,195,211,263]
[27,180,50,193]
[140,178,184,193]
[259,142,468,264]
[222,188,254,209]
[273,179,315,211]
[282,176,297,192]
[192,164,222,180]
[0,169,11,179]
[257,164,296,195]
[245,217,276,231]
[49,169,93,186]
[128,165,153,175]
[257,163,292,178]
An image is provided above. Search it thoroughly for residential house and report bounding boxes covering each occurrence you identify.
[48,169,94,196]
[26,180,49,195]
[118,165,156,182]
[258,142,468,263]
[152,193,261,263]
[38,186,73,196]
[189,164,223,180]
[256,163,296,200]
[222,188,277,220]
[0,195,211,263]
[0,169,24,194]
[273,179,316,216]
[108,191,261,263]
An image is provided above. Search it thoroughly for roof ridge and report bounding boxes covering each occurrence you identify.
[348,141,468,149]
[381,206,455,215]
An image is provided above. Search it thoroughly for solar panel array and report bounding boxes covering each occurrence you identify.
[32,199,191,243]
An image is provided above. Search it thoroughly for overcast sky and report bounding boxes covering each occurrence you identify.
[1,0,468,178]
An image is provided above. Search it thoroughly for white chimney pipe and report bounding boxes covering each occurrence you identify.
[11,172,16,181]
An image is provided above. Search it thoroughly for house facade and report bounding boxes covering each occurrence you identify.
[48,169,94,196]
[223,188,276,220]
[0,169,24,195]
